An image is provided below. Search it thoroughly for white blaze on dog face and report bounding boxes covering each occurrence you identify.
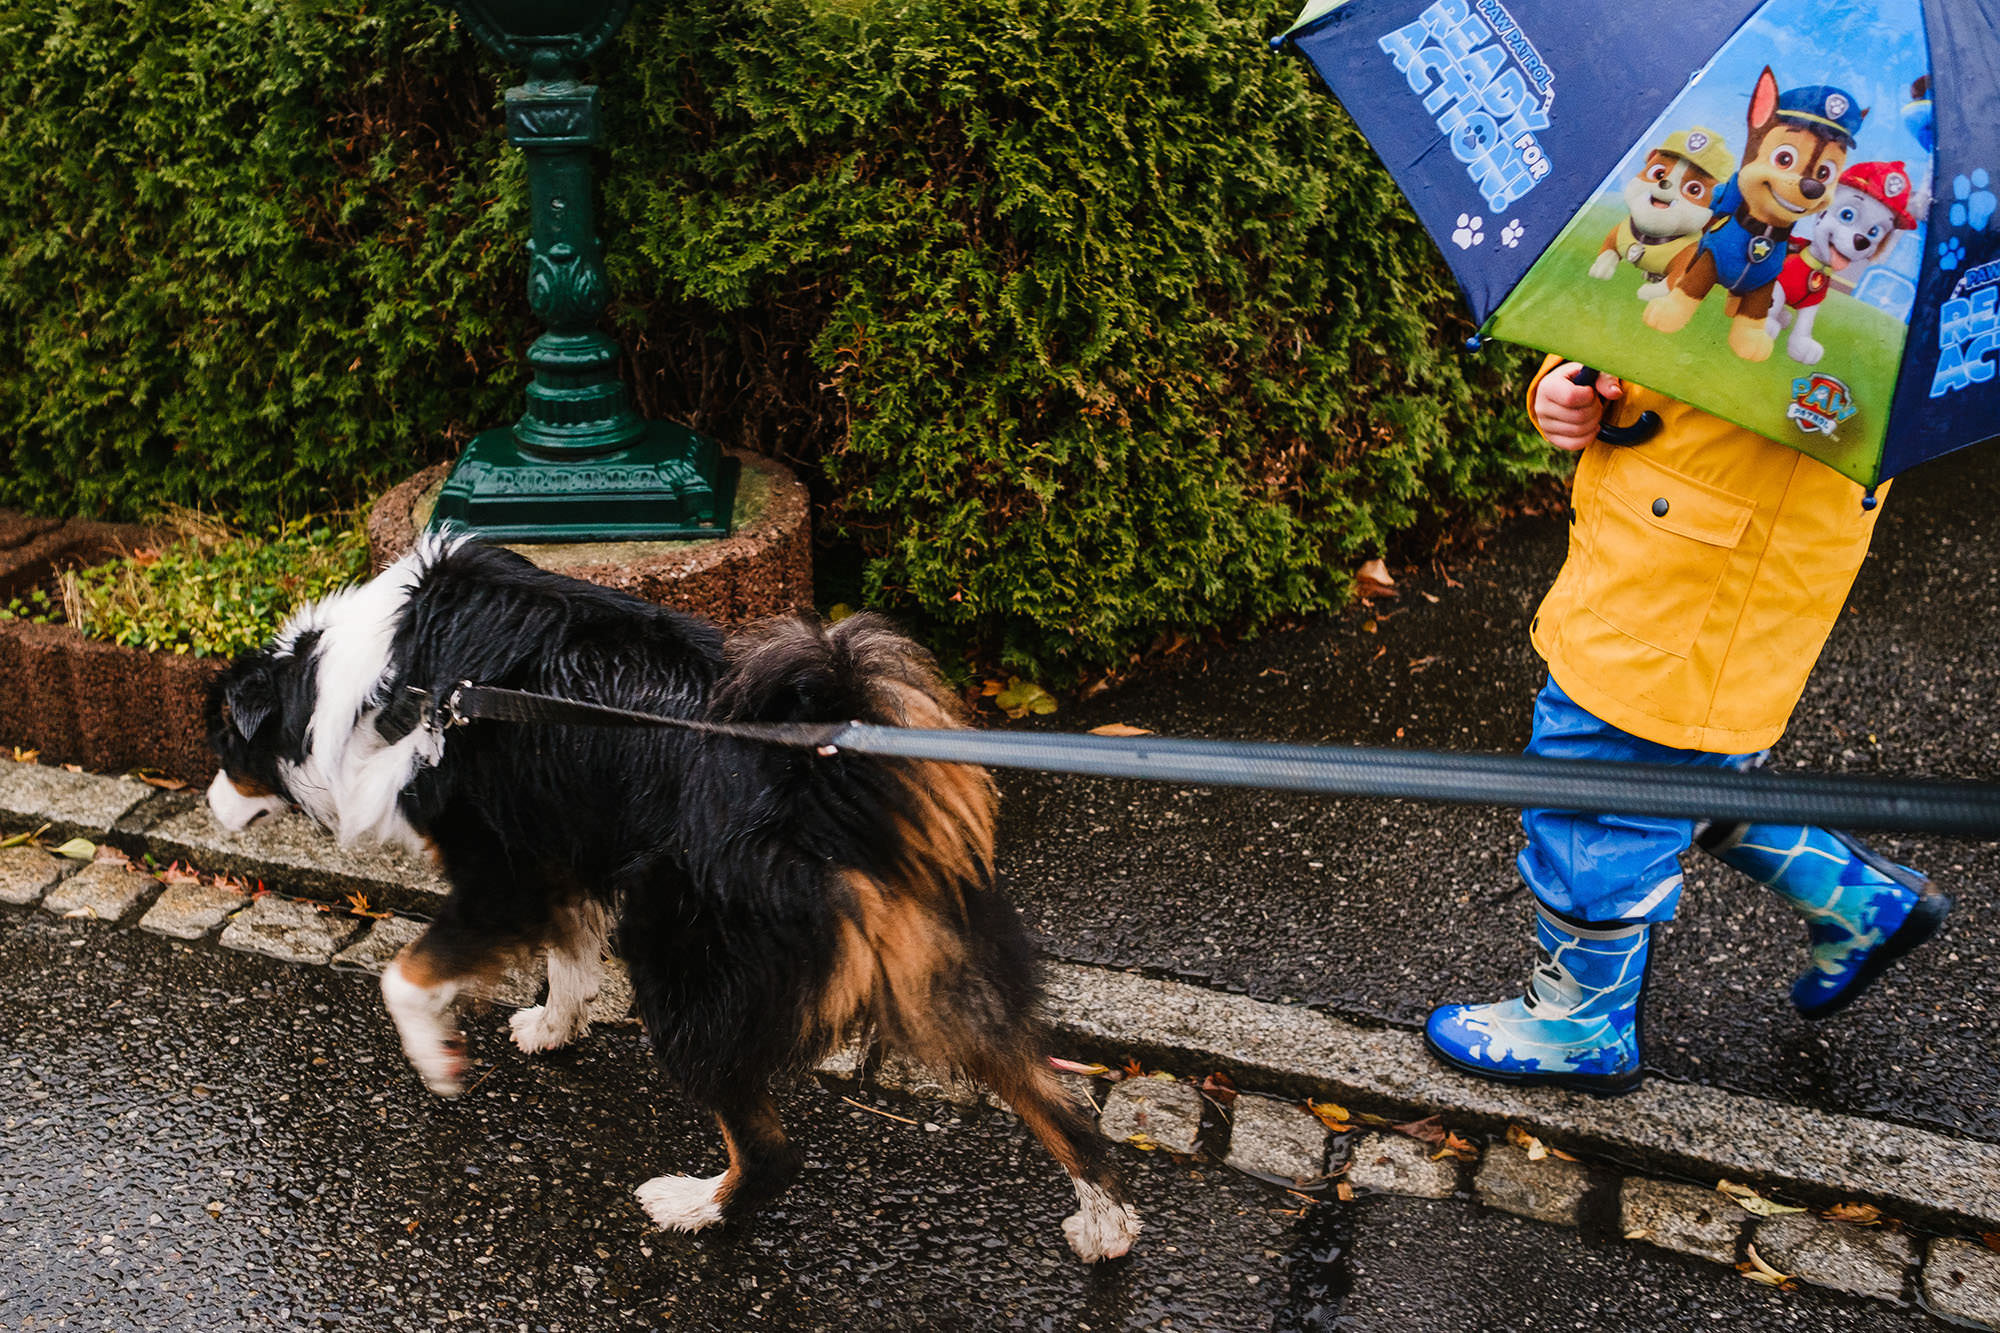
[205,769,289,831]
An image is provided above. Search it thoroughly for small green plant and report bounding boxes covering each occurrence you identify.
[1,511,371,658]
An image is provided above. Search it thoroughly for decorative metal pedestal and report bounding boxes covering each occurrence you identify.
[429,3,736,541]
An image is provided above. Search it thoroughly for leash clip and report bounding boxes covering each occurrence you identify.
[441,680,475,730]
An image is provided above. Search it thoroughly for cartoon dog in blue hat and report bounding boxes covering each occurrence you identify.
[1644,68,1864,361]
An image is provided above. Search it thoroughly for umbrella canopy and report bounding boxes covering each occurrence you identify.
[1278,0,2000,485]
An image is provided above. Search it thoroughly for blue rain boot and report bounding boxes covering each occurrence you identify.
[1697,823,1950,1020]
[1425,902,1648,1095]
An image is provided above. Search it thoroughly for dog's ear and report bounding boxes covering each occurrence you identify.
[1749,67,1780,132]
[223,664,278,740]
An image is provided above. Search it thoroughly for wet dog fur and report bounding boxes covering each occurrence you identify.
[204,535,1138,1262]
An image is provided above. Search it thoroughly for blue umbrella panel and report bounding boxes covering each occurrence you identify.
[1279,0,2000,485]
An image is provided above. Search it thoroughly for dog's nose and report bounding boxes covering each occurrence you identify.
[1854,233,1871,251]
[1800,178,1825,200]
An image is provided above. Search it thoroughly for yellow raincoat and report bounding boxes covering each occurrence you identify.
[1525,355,1886,753]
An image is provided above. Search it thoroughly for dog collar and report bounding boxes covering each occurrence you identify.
[373,684,435,745]
[1628,218,1685,247]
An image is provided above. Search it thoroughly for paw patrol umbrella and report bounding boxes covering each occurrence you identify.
[1275,0,2000,484]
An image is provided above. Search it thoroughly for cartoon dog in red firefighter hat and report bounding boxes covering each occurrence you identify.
[1767,160,1920,365]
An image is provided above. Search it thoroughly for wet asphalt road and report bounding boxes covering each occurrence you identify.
[0,909,1962,1331]
[998,445,2000,1143]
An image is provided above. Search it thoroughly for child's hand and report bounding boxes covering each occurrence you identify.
[1535,363,1622,452]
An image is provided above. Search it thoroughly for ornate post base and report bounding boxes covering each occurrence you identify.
[425,18,738,545]
[431,420,740,542]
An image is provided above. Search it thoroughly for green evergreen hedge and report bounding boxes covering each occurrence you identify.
[0,0,1550,677]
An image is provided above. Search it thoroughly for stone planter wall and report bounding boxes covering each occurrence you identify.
[0,510,221,781]
[0,619,224,781]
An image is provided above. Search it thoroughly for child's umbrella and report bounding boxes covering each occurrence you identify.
[1274,0,2000,486]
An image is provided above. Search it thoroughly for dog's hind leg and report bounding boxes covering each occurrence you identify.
[973,1046,1141,1262]
[635,1087,803,1234]
[510,898,611,1054]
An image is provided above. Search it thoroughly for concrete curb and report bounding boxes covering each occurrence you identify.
[8,762,2000,1249]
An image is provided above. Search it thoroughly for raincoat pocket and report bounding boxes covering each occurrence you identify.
[1581,448,1755,659]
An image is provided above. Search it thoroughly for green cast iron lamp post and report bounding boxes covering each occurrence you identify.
[428,0,737,541]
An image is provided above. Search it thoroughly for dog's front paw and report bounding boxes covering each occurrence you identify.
[1588,251,1618,280]
[1643,290,1697,333]
[407,1029,468,1097]
[1787,332,1826,365]
[509,1004,588,1054]
[1636,279,1668,301]
[1729,321,1776,361]
[635,1173,729,1233]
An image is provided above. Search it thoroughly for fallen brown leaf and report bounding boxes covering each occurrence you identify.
[1335,1181,1355,1202]
[136,773,189,791]
[1393,1115,1447,1145]
[1437,1132,1480,1162]
[1355,559,1398,601]
[1823,1202,1884,1226]
[1088,723,1153,738]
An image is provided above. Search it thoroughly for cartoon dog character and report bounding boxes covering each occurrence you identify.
[1644,69,1865,361]
[1767,161,1919,365]
[1589,128,1735,299]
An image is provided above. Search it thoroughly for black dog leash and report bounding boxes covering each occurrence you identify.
[389,681,2000,838]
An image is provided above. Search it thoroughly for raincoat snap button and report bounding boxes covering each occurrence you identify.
[1651,497,1670,517]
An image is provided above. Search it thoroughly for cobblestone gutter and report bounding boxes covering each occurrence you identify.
[5,760,1999,1328]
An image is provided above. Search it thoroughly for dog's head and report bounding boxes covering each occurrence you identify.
[1738,68,1863,227]
[205,631,322,830]
[1810,162,1918,270]
[1623,131,1730,237]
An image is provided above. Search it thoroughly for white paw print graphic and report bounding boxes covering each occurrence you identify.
[1500,219,1526,248]
[1452,213,1486,249]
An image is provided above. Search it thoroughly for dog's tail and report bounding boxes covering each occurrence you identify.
[689,613,1137,1260]
[705,611,999,899]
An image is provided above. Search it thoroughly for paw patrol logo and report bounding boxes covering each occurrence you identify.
[1824,92,1850,120]
[1789,374,1858,435]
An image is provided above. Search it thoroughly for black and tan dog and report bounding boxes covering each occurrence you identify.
[205,534,1139,1261]
[1644,68,1866,361]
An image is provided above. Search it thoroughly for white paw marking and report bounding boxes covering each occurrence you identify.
[1063,1179,1141,1262]
[509,1004,588,1054]
[381,958,465,1097]
[634,1173,728,1233]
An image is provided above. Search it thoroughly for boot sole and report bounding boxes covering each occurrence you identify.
[1796,888,1952,1021]
[1421,1029,1644,1097]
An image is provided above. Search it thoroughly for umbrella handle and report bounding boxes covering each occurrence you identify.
[1570,366,1662,446]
